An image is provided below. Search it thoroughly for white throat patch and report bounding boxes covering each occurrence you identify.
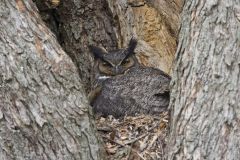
[98,76,111,80]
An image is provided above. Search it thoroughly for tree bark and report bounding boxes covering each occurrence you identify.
[169,0,240,159]
[0,0,104,159]
[57,0,119,92]
[106,0,184,74]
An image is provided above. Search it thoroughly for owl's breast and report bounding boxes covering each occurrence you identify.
[92,66,171,118]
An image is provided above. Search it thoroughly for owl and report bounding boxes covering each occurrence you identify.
[89,39,171,118]
[90,39,139,77]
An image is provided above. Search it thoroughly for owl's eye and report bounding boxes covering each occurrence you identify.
[102,61,112,67]
[122,58,131,65]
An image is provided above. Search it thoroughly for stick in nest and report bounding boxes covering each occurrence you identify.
[124,122,160,145]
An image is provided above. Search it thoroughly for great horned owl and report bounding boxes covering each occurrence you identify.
[89,39,171,118]
[90,39,138,77]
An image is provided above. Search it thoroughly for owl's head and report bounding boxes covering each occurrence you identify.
[89,38,138,76]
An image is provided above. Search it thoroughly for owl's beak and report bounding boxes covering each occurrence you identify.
[115,66,120,73]
[115,66,122,75]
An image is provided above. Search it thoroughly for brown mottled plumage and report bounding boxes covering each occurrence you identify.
[89,38,171,118]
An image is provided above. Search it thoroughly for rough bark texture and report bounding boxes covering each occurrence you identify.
[57,0,119,92]
[107,0,184,74]
[169,0,240,159]
[0,0,104,159]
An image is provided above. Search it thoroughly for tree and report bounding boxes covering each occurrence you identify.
[168,0,240,159]
[0,0,183,159]
[0,0,104,159]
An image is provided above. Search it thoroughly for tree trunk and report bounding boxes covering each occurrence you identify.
[169,0,240,159]
[57,0,119,92]
[107,0,183,73]
[0,0,104,159]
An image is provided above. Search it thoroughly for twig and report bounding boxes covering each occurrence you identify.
[102,136,145,160]
[97,126,113,132]
[158,138,164,156]
[126,143,133,160]
[102,135,125,147]
[137,152,146,160]
[124,132,150,145]
[124,122,160,145]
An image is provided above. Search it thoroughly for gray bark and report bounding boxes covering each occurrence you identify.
[169,0,240,159]
[57,0,119,92]
[0,0,104,159]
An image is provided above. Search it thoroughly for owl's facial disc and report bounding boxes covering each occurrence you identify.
[121,57,135,69]
[102,60,113,67]
[98,60,118,76]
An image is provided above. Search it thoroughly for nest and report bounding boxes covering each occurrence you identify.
[96,111,169,160]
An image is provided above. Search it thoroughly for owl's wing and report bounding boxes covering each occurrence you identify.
[88,86,102,105]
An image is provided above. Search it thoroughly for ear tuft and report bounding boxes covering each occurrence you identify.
[128,38,138,53]
[89,45,107,59]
